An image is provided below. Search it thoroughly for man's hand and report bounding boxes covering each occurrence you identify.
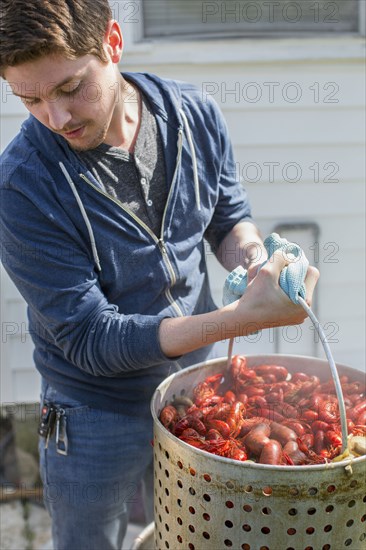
[246,257,266,285]
[235,249,320,328]
[159,249,319,358]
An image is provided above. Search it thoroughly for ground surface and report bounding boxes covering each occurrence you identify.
[0,501,143,550]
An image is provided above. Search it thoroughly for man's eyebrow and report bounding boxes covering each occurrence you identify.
[12,75,80,99]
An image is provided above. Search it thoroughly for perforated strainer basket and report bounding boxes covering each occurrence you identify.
[151,355,366,550]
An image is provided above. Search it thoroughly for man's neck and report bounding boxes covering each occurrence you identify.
[104,78,142,152]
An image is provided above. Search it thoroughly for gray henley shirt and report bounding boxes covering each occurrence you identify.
[77,94,167,236]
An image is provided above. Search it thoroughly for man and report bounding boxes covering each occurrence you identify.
[0,1,318,548]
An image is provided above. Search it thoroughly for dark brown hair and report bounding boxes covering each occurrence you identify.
[0,0,112,77]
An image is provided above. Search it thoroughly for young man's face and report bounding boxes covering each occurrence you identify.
[5,52,123,151]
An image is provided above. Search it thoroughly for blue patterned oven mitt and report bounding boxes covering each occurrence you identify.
[222,233,308,306]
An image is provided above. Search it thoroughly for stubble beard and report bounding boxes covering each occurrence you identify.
[67,122,109,152]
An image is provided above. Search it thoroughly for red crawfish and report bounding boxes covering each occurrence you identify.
[349,399,366,422]
[283,440,309,465]
[229,355,264,390]
[159,405,179,430]
[325,430,342,448]
[179,429,206,449]
[174,415,207,436]
[205,437,247,461]
[159,354,366,465]
[193,373,223,407]
[253,364,289,382]
[205,419,231,438]
[206,428,223,441]
[223,390,236,404]
[357,410,366,425]
[226,401,246,437]
[297,438,326,465]
[205,401,246,438]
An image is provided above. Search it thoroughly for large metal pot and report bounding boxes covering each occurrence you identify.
[151,355,366,550]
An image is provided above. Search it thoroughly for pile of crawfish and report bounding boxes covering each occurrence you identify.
[159,356,366,465]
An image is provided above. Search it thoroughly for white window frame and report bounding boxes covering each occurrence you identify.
[142,0,364,40]
[117,0,365,66]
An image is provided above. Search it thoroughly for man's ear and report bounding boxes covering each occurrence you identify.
[103,20,123,63]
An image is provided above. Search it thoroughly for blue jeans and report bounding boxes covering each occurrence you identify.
[39,380,154,550]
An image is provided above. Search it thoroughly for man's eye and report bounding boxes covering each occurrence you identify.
[60,82,82,96]
[22,97,39,107]
[20,81,82,106]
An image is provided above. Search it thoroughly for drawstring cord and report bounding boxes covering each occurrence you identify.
[179,109,201,211]
[59,162,102,272]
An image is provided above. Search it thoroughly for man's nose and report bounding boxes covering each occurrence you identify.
[46,101,72,132]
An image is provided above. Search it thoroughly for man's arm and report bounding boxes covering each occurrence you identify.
[215,220,267,275]
[159,250,319,357]
[0,186,167,376]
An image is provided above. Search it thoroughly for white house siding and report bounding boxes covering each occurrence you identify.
[121,38,365,371]
[0,32,365,402]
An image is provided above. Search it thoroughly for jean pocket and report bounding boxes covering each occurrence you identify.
[41,381,90,413]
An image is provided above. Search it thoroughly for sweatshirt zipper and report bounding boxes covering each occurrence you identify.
[79,171,184,317]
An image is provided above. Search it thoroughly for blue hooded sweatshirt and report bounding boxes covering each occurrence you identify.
[0,72,252,416]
